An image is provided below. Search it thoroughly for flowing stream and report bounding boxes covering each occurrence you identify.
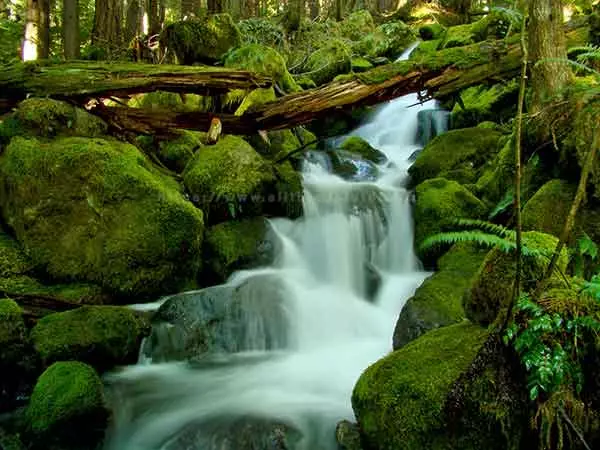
[103,47,448,450]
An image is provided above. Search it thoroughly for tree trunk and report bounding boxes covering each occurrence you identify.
[22,0,49,60]
[207,0,223,12]
[63,0,80,59]
[148,0,160,37]
[181,0,200,18]
[309,0,319,18]
[125,0,140,42]
[528,0,570,112]
[92,0,123,52]
[38,0,49,58]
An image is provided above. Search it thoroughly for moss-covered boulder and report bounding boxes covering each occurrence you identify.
[238,17,286,51]
[224,44,300,93]
[352,322,489,450]
[419,23,446,40]
[162,14,241,64]
[203,218,275,284]
[451,81,519,129]
[303,40,352,86]
[351,57,373,73]
[340,10,376,40]
[247,127,316,162]
[183,135,302,223]
[522,180,576,238]
[353,21,415,59]
[466,231,569,325]
[0,98,107,144]
[440,10,515,49]
[0,137,204,298]
[339,136,387,164]
[0,299,38,411]
[393,243,488,349]
[414,178,488,263]
[31,305,150,371]
[26,361,108,448]
[157,130,205,173]
[409,127,503,187]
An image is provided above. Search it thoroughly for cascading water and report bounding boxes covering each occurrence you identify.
[103,46,448,450]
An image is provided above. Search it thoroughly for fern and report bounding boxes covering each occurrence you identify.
[452,218,516,238]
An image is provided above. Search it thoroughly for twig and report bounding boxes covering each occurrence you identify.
[560,407,592,450]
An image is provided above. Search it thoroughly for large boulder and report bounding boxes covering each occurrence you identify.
[522,179,576,238]
[408,127,503,187]
[143,274,290,362]
[353,21,415,59]
[26,361,108,448]
[155,130,205,173]
[183,135,301,223]
[0,136,204,298]
[161,13,241,64]
[303,40,352,86]
[340,10,376,40]
[413,178,488,263]
[450,81,519,129]
[31,305,150,372]
[393,243,488,349]
[352,323,489,450]
[466,231,569,325]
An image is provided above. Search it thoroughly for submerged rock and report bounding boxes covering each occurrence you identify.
[393,243,488,349]
[162,13,241,64]
[0,136,204,298]
[31,305,150,372]
[144,274,290,361]
[26,361,108,448]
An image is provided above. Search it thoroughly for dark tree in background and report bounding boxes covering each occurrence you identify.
[63,0,80,58]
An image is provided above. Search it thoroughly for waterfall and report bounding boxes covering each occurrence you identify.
[103,47,448,450]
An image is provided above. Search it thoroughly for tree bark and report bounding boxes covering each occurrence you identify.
[181,0,200,18]
[528,0,570,112]
[92,0,123,52]
[63,0,80,59]
[207,0,223,13]
[125,0,141,42]
[22,0,50,61]
[309,0,319,18]
[147,0,160,37]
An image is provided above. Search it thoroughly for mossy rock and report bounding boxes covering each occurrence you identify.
[339,136,387,164]
[340,10,376,41]
[238,17,286,51]
[351,57,374,73]
[224,44,300,94]
[522,180,577,238]
[466,231,569,325]
[352,322,488,450]
[0,136,204,298]
[203,218,275,284]
[414,178,488,264]
[26,361,108,448]
[0,98,107,144]
[409,127,503,187]
[440,10,515,49]
[393,243,488,349]
[156,130,205,173]
[31,305,150,372]
[0,299,38,411]
[328,150,381,181]
[419,23,446,40]
[304,40,352,86]
[245,128,314,161]
[451,81,519,129]
[162,13,242,64]
[353,21,415,59]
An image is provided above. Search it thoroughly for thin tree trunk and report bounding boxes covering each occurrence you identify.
[309,0,319,18]
[125,0,140,42]
[23,0,41,60]
[148,0,160,37]
[63,0,80,59]
[38,0,49,58]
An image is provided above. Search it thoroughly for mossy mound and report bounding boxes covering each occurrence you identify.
[419,23,446,40]
[245,128,311,161]
[413,178,488,263]
[203,218,274,284]
[0,299,38,411]
[0,136,204,298]
[352,322,488,450]
[162,13,242,64]
[466,231,569,325]
[393,243,488,349]
[353,21,415,59]
[451,81,519,129]
[183,135,301,223]
[238,17,286,52]
[26,361,108,448]
[0,98,107,144]
[409,127,503,187]
[522,180,577,238]
[440,10,516,49]
[303,40,352,86]
[224,44,300,93]
[31,305,150,372]
[340,10,376,41]
[156,130,204,173]
[339,136,387,164]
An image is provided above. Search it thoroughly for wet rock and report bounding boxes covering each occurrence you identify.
[416,109,449,147]
[336,420,362,450]
[329,151,380,182]
[144,274,290,362]
[339,136,387,165]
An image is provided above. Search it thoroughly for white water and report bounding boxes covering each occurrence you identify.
[104,47,444,450]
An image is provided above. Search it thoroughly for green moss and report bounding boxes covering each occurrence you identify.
[414,178,488,262]
[224,44,300,94]
[352,322,488,450]
[351,57,374,73]
[409,39,441,60]
[522,180,577,238]
[409,127,503,187]
[238,17,286,52]
[353,21,416,59]
[440,10,515,50]
[466,231,569,325]
[157,130,204,172]
[340,10,375,41]
[162,13,241,64]
[0,136,204,298]
[451,80,519,128]
[233,87,277,115]
[304,40,352,86]
[393,243,488,349]
[419,23,446,40]
[0,98,107,143]
[339,136,387,164]
[294,75,317,90]
[31,305,150,371]
[26,361,107,444]
[0,299,25,347]
[246,128,305,160]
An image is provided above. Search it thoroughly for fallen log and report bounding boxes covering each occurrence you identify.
[0,61,272,112]
[1,290,83,319]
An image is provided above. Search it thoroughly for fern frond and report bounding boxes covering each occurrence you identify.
[534,57,600,77]
[452,218,516,238]
[419,230,517,254]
